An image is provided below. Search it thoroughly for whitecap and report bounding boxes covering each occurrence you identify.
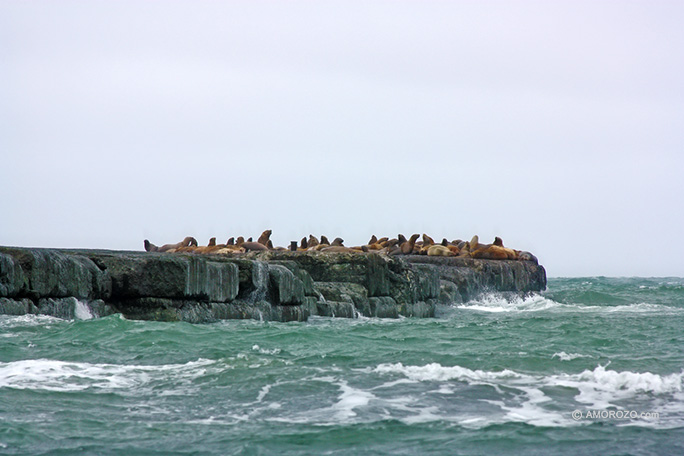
[373,362,684,428]
[552,352,592,361]
[456,294,681,314]
[374,362,525,383]
[251,344,281,355]
[332,381,376,420]
[0,358,217,393]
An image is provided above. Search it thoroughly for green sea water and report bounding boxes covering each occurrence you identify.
[1,277,683,455]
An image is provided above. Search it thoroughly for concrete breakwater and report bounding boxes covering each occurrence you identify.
[0,247,546,322]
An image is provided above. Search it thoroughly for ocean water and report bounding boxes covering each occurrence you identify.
[1,277,683,455]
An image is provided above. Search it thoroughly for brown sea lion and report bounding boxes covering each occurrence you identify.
[422,234,435,246]
[192,237,223,254]
[397,234,407,245]
[158,236,198,253]
[214,245,241,254]
[368,235,378,245]
[236,236,245,246]
[241,241,268,252]
[308,235,319,248]
[320,235,330,245]
[471,245,510,260]
[227,237,235,246]
[267,240,274,250]
[257,230,272,246]
[300,237,308,250]
[321,246,363,254]
[427,245,454,256]
[144,240,159,252]
[400,234,420,254]
[331,237,344,246]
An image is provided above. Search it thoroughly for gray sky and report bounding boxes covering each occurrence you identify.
[2,0,683,277]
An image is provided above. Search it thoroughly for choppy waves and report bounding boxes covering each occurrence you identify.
[455,293,683,314]
[0,358,217,393]
[371,362,684,428]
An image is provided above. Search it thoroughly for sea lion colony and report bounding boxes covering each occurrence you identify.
[144,231,538,262]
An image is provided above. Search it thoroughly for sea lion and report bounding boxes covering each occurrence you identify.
[227,237,235,246]
[471,245,511,260]
[157,236,198,253]
[397,234,407,245]
[257,230,272,246]
[422,234,435,246]
[214,248,238,254]
[493,236,504,247]
[320,235,330,246]
[300,237,308,250]
[427,245,454,256]
[368,235,378,245]
[193,237,223,254]
[321,246,363,254]
[241,241,268,252]
[267,240,274,250]
[236,237,245,246]
[308,235,319,248]
[331,237,344,246]
[517,251,538,263]
[400,234,420,254]
[144,240,158,252]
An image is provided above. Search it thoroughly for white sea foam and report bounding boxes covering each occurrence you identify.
[456,294,681,314]
[374,362,525,383]
[74,300,94,320]
[332,381,376,420]
[373,362,684,427]
[0,358,216,393]
[0,314,62,329]
[552,352,592,361]
[552,365,684,408]
[251,344,281,355]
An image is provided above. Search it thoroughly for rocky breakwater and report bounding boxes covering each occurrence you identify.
[0,246,546,323]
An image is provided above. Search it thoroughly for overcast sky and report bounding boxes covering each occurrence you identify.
[2,1,683,277]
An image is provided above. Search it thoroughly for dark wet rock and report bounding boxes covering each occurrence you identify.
[268,264,305,305]
[0,246,546,322]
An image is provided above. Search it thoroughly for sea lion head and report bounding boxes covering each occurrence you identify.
[208,237,216,247]
[422,234,435,246]
[144,240,157,252]
[182,237,198,247]
[331,237,344,246]
[494,236,503,247]
[300,237,308,249]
